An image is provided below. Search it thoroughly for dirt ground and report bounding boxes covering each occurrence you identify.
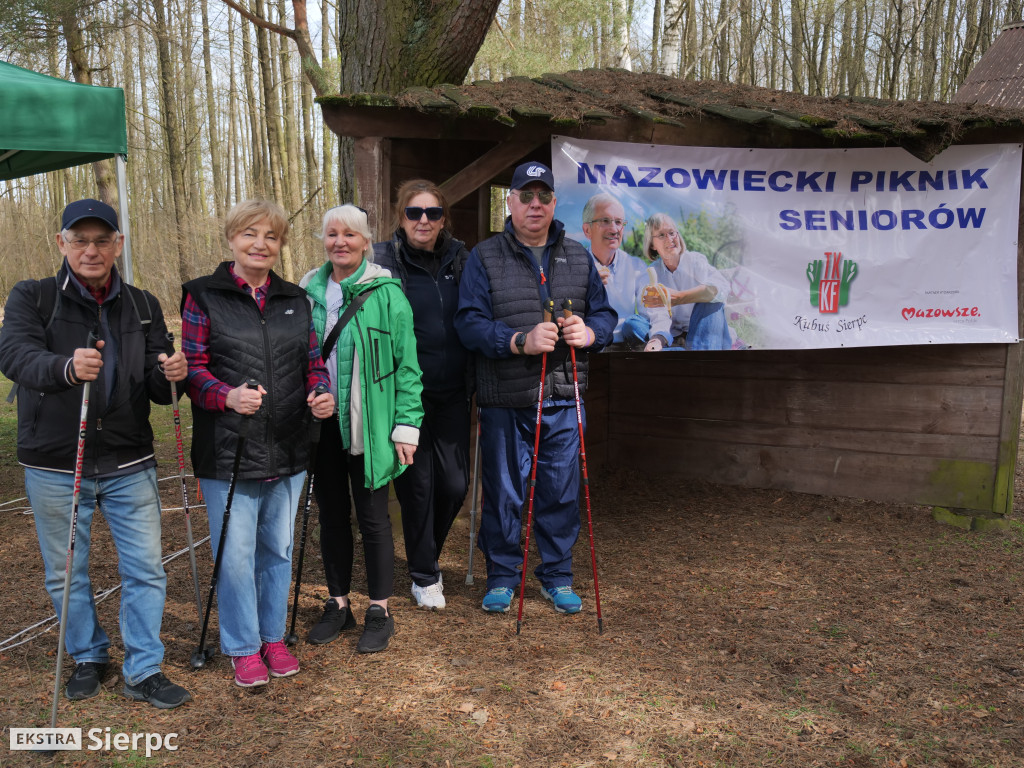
[1,400,1023,767]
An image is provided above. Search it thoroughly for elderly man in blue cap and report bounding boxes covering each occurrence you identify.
[456,162,616,615]
[0,199,192,708]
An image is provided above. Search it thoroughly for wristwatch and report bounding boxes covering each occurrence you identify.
[514,332,527,354]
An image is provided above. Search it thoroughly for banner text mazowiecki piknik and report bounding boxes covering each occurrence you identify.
[551,137,1021,350]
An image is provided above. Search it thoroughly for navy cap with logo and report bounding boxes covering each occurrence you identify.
[509,161,555,192]
[61,198,120,233]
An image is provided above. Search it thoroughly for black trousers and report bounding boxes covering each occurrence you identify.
[394,392,471,587]
[313,418,393,600]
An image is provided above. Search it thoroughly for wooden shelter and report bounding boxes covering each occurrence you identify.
[318,69,1024,523]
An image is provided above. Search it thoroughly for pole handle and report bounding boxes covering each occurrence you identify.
[543,298,554,324]
[311,382,329,422]
[562,297,574,319]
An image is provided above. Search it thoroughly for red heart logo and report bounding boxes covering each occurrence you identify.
[901,308,915,321]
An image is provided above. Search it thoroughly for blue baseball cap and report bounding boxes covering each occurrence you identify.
[61,198,119,232]
[510,162,554,192]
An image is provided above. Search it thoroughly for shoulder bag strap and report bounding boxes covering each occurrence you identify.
[320,286,377,357]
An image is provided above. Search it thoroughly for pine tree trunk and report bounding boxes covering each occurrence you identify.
[202,0,225,219]
[152,0,192,284]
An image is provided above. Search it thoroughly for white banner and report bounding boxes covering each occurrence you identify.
[552,137,1021,350]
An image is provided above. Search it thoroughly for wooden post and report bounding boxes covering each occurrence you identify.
[477,185,491,245]
[353,136,391,240]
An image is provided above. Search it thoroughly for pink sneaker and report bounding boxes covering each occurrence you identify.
[260,641,300,678]
[231,653,269,688]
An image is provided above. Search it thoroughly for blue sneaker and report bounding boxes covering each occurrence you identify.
[481,587,515,613]
[541,585,582,614]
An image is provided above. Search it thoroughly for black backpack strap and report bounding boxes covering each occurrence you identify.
[8,277,60,403]
[38,276,60,331]
[122,284,153,329]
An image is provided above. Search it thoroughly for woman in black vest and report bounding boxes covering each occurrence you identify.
[372,180,471,611]
[181,200,334,688]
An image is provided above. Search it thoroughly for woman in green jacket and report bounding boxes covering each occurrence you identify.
[300,204,423,653]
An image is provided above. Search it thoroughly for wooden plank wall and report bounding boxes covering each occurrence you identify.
[592,345,1009,512]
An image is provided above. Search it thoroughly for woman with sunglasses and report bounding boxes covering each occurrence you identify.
[373,179,471,611]
[300,204,423,652]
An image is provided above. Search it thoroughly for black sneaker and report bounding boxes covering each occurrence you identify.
[308,598,357,645]
[123,673,192,710]
[65,661,106,700]
[356,605,395,653]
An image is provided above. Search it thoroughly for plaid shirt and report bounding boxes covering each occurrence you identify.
[181,263,329,411]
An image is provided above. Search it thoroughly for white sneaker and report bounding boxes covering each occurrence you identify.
[411,581,446,610]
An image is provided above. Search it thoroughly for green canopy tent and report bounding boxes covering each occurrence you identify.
[0,60,135,281]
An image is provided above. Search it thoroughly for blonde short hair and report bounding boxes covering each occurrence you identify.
[225,200,289,244]
[321,204,374,262]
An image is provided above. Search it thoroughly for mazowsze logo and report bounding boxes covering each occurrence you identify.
[806,251,857,314]
[901,306,980,320]
[526,165,545,177]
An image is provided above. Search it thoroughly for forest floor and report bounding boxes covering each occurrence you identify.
[1,392,1023,767]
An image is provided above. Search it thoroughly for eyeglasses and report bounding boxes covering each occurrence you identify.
[63,234,117,251]
[652,230,680,241]
[588,217,626,229]
[512,189,554,205]
[405,206,444,221]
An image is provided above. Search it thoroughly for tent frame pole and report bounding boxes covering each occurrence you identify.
[116,154,134,285]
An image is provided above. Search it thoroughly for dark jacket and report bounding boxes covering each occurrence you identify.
[182,262,314,481]
[455,218,617,408]
[373,229,470,399]
[0,262,172,476]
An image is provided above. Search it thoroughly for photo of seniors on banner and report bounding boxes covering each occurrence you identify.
[552,137,1021,351]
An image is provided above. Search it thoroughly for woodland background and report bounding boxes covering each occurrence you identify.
[0,0,1020,314]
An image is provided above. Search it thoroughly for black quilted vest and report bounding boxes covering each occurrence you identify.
[474,228,591,408]
[182,262,312,480]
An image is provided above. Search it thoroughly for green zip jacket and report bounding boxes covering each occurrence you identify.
[301,260,424,490]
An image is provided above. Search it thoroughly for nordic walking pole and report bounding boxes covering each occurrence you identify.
[191,378,258,670]
[50,328,99,729]
[166,332,203,626]
[516,299,554,635]
[285,382,329,646]
[465,411,481,585]
[562,299,603,633]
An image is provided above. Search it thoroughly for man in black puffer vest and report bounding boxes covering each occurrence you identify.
[456,162,616,616]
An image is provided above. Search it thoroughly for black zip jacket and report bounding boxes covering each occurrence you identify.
[373,229,470,399]
[0,262,173,476]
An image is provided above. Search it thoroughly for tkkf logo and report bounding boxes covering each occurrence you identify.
[806,251,857,313]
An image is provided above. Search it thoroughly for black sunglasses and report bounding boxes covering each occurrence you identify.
[513,189,554,205]
[405,206,444,221]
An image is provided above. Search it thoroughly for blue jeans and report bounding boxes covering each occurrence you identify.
[622,303,731,350]
[25,466,167,686]
[201,473,304,656]
[478,404,582,590]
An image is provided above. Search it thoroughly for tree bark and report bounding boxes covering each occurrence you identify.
[202,0,225,219]
[152,0,192,284]
[659,0,682,75]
